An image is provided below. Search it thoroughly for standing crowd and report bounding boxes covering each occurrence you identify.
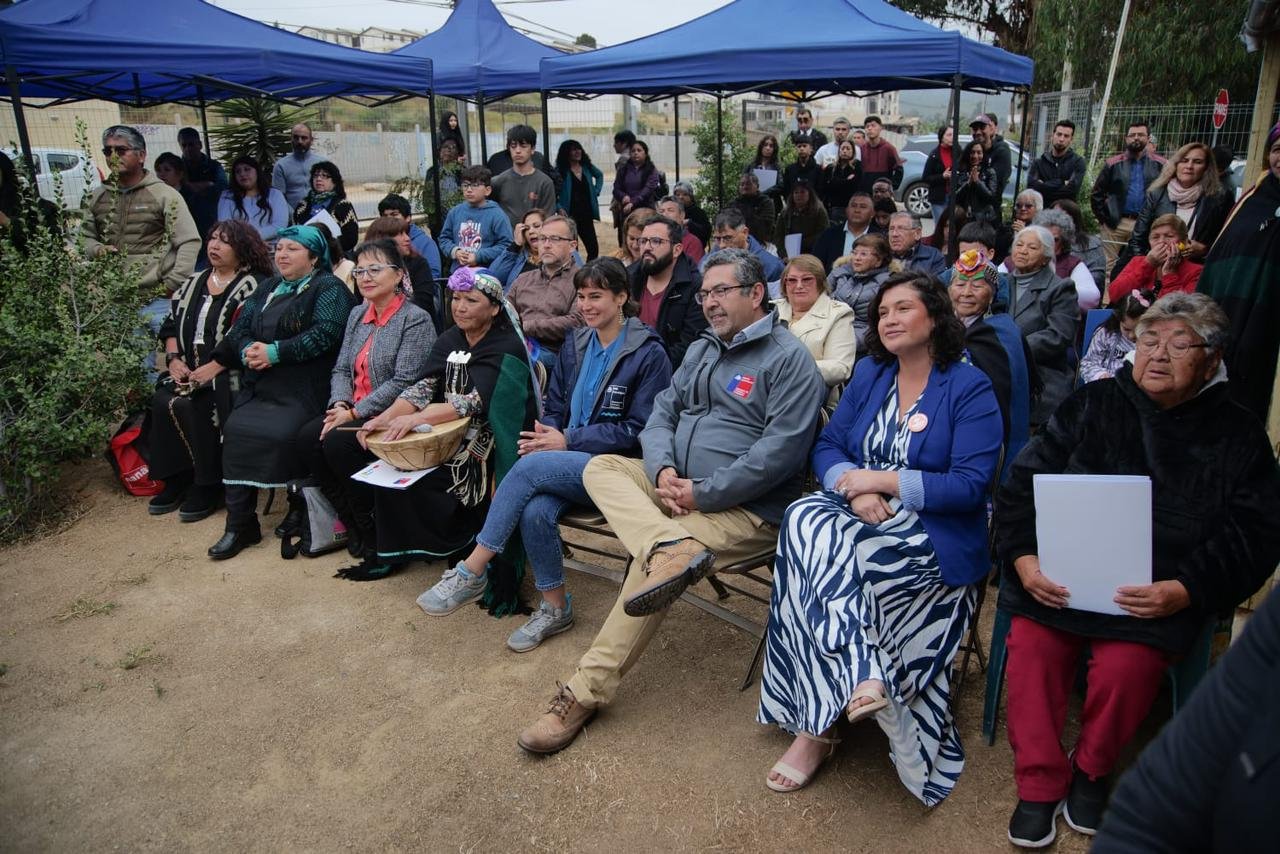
[5,107,1280,851]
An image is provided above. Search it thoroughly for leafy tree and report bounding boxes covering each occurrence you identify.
[0,124,152,539]
[1033,0,1258,105]
[574,33,597,49]
[207,97,316,173]
[690,108,796,217]
[887,0,1034,53]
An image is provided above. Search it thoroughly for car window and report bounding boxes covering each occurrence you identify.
[48,153,80,173]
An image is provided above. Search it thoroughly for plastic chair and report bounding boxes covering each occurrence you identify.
[981,600,1223,746]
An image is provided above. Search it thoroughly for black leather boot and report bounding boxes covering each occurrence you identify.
[208,522,262,560]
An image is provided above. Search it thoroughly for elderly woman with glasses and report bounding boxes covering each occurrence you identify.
[994,292,1280,848]
[772,254,856,407]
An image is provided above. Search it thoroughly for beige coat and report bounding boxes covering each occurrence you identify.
[773,291,856,406]
[81,171,200,294]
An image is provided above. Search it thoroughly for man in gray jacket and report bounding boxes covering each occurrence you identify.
[518,249,826,755]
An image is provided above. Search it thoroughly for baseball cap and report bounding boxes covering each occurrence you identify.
[969,114,993,128]
[793,176,813,189]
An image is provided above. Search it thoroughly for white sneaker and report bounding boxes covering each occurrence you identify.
[416,562,486,616]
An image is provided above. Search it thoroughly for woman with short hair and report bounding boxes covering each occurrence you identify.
[361,216,439,328]
[1007,225,1078,424]
[828,233,894,351]
[996,291,1280,848]
[293,160,359,253]
[147,220,274,521]
[1107,213,1203,302]
[774,254,856,406]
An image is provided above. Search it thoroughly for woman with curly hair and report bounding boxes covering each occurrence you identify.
[758,271,1003,803]
[147,219,275,522]
[293,160,359,253]
[216,155,289,247]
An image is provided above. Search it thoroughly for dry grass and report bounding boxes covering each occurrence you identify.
[114,644,155,671]
[52,596,117,622]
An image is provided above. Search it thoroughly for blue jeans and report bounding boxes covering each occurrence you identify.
[139,296,170,383]
[475,450,593,591]
[931,203,947,223]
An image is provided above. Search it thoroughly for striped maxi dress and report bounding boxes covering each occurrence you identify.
[757,385,977,806]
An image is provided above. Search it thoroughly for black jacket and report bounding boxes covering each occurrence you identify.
[781,158,823,201]
[996,366,1280,654]
[728,194,776,246]
[922,146,949,204]
[1028,148,1086,205]
[984,135,1014,201]
[1090,152,1166,228]
[629,253,707,369]
[1126,185,1233,261]
[1093,588,1280,853]
[812,222,872,273]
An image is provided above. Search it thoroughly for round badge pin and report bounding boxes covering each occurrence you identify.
[907,413,928,433]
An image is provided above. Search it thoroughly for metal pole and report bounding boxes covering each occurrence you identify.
[477,94,488,164]
[949,74,962,213]
[715,94,724,206]
[4,64,35,172]
[673,94,681,182]
[1014,88,1031,197]
[427,94,443,232]
[196,85,212,157]
[540,91,550,158]
[1089,0,1134,170]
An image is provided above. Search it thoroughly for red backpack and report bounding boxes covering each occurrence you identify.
[106,412,164,497]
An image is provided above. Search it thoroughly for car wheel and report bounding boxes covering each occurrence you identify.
[903,182,931,217]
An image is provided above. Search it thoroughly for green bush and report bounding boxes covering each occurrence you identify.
[0,132,152,540]
[691,110,796,218]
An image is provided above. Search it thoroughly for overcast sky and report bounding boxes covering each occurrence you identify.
[210,0,735,46]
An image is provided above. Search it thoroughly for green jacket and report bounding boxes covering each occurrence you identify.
[81,171,201,294]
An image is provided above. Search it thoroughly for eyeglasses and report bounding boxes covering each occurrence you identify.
[535,235,575,245]
[1135,335,1211,358]
[102,145,133,156]
[782,276,818,288]
[636,237,671,248]
[352,264,400,279]
[460,181,485,190]
[694,284,750,304]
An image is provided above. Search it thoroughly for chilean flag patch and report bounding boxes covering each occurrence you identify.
[726,373,756,399]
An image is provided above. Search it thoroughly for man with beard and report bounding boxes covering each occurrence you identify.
[1090,120,1166,270]
[971,113,1013,204]
[271,123,322,208]
[1029,120,1086,206]
[516,249,824,756]
[629,214,707,368]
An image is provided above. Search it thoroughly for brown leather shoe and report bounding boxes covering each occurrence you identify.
[517,683,596,754]
[622,538,716,617]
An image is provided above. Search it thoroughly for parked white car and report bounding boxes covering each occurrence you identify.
[7,147,103,209]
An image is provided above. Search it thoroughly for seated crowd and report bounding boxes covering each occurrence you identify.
[58,118,1280,850]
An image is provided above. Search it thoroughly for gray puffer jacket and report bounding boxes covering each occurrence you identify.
[641,312,825,525]
[827,263,891,351]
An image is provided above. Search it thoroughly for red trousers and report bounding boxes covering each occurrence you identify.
[1005,615,1172,802]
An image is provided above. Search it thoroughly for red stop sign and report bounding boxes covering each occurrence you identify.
[1214,89,1229,129]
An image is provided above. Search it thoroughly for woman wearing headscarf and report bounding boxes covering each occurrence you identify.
[207,224,357,559]
[1197,122,1280,420]
[293,161,359,253]
[349,268,538,600]
[147,220,274,522]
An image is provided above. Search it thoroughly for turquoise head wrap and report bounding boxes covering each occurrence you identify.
[276,225,331,271]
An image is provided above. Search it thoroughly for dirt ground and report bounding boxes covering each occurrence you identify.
[0,460,1116,853]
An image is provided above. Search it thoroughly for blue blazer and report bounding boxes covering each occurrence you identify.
[813,357,1003,586]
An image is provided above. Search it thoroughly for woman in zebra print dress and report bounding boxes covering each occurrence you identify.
[758,271,1003,804]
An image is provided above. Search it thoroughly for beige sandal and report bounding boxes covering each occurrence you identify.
[846,683,889,724]
[765,732,840,793]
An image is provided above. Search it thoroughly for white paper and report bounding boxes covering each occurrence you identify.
[351,459,437,490]
[784,233,802,259]
[305,208,342,241]
[752,167,778,193]
[1033,475,1152,615]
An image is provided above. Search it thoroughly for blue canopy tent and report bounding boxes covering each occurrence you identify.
[540,0,1034,202]
[393,0,563,163]
[0,0,432,167]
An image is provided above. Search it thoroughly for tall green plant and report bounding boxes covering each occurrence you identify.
[0,124,152,540]
[208,98,316,173]
[690,110,796,217]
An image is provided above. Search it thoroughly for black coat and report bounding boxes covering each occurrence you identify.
[996,366,1280,654]
[1028,148,1087,206]
[629,253,707,369]
[1094,587,1280,853]
[1124,185,1233,263]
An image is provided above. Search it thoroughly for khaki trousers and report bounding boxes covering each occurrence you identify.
[567,455,778,708]
[1099,216,1136,271]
